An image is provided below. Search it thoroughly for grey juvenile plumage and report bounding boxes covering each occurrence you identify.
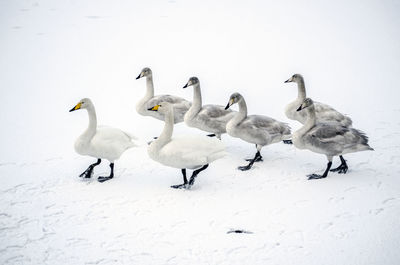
[225,93,291,171]
[284,74,352,127]
[136,67,191,123]
[292,98,373,180]
[183,77,236,139]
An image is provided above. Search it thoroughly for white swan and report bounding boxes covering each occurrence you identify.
[225,93,292,171]
[69,98,137,182]
[284,74,352,127]
[147,102,226,189]
[183,77,236,139]
[293,98,373,180]
[136,67,191,123]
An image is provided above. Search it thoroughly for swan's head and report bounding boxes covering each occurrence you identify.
[296,97,314,111]
[284,74,303,83]
[136,67,152,80]
[183,77,199,88]
[225,92,243,110]
[147,101,173,114]
[69,98,93,112]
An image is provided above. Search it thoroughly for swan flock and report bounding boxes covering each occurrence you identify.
[70,69,373,188]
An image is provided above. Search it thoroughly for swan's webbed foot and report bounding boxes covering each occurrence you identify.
[171,183,190,189]
[171,166,208,189]
[79,158,101,178]
[307,174,327,180]
[238,165,253,171]
[239,151,261,171]
[330,164,348,174]
[97,163,114,183]
[207,134,216,137]
[283,140,293,145]
[79,168,94,178]
[308,161,332,180]
[330,156,348,174]
[245,156,263,162]
[98,176,113,183]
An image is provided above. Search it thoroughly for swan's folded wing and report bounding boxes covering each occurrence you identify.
[93,126,137,147]
[307,124,349,144]
[161,136,225,164]
[201,105,234,119]
[146,95,190,108]
[314,101,353,126]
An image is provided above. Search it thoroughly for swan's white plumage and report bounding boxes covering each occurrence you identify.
[147,102,226,170]
[284,74,352,127]
[71,98,137,162]
[136,67,191,123]
[149,135,226,169]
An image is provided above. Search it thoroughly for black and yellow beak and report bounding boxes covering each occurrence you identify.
[225,98,234,110]
[69,102,82,112]
[183,82,189,89]
[148,105,160,111]
[136,72,142,80]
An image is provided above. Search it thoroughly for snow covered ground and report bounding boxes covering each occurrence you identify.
[1,0,400,264]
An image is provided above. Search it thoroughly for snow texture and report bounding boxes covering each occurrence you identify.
[1,0,400,264]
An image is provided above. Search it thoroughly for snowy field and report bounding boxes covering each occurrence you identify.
[1,0,400,264]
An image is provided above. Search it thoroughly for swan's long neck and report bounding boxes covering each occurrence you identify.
[230,98,248,125]
[155,107,174,147]
[192,83,202,110]
[185,83,202,120]
[144,75,155,100]
[297,105,316,136]
[296,78,306,100]
[82,105,97,140]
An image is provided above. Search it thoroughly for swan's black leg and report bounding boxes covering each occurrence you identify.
[245,155,263,162]
[171,169,188,189]
[79,158,101,178]
[239,151,262,171]
[207,134,216,137]
[98,163,114,182]
[283,140,293,144]
[330,155,348,174]
[188,164,209,186]
[308,161,332,180]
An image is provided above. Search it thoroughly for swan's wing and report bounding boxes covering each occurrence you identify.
[200,105,233,118]
[93,126,137,147]
[314,102,353,126]
[146,95,190,109]
[242,115,291,137]
[161,136,225,163]
[314,102,336,112]
[306,123,350,144]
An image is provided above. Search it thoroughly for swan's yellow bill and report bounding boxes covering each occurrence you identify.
[151,105,160,111]
[73,102,82,110]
